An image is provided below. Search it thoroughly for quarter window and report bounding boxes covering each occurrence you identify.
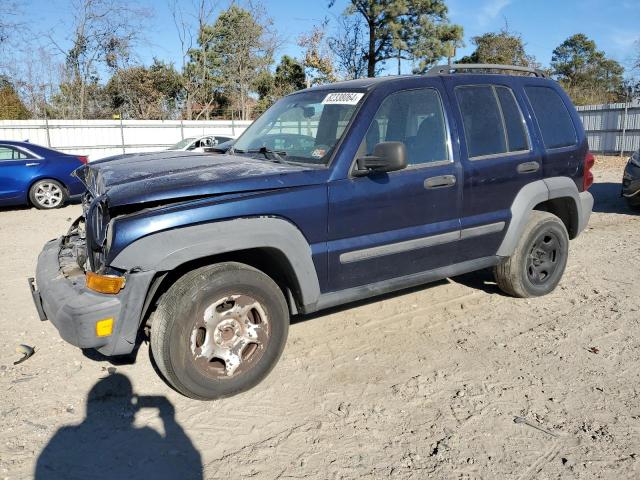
[362,88,449,166]
[525,86,577,149]
[0,146,30,161]
[456,85,530,159]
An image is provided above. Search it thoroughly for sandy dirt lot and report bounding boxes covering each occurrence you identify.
[0,158,638,479]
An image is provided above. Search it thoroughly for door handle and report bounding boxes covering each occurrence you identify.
[25,162,40,167]
[517,161,540,174]
[424,175,456,189]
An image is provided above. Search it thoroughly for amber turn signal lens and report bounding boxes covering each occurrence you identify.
[96,318,114,337]
[86,271,126,294]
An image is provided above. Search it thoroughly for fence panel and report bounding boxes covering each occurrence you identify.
[0,119,251,160]
[576,100,640,155]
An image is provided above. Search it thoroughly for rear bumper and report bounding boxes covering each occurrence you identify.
[32,237,155,356]
[577,191,594,233]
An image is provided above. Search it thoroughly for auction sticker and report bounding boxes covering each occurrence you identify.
[321,92,364,105]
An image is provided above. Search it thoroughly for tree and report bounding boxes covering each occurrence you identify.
[49,0,151,119]
[170,0,219,119]
[255,55,306,111]
[329,0,463,77]
[0,1,22,71]
[458,27,536,67]
[105,60,184,119]
[551,34,625,105]
[0,76,31,119]
[187,5,276,120]
[328,16,369,80]
[298,24,337,86]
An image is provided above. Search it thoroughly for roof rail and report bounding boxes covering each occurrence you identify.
[427,63,547,78]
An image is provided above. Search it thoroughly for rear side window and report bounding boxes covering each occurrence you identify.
[456,85,529,159]
[0,146,31,160]
[525,86,577,149]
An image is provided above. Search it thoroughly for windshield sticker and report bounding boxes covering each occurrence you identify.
[321,92,364,105]
[311,148,327,158]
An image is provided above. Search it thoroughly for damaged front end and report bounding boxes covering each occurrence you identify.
[30,192,156,356]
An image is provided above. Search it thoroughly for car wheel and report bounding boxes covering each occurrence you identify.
[150,262,289,400]
[494,211,569,298]
[626,196,640,211]
[29,179,67,209]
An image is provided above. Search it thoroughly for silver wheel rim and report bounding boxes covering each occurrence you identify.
[190,294,270,378]
[34,182,63,207]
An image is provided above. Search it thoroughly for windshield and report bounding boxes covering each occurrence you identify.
[232,90,364,165]
[169,137,196,150]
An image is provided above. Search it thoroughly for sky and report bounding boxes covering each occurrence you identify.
[18,0,640,78]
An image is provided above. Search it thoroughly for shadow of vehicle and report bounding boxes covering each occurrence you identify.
[449,268,504,295]
[590,182,636,214]
[35,373,202,480]
[291,279,449,325]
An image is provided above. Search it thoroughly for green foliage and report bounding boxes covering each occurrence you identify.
[255,56,306,112]
[333,0,463,77]
[185,5,274,120]
[105,60,184,119]
[0,77,30,119]
[551,34,625,105]
[458,28,536,67]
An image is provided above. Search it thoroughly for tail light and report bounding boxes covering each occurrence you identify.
[77,155,89,164]
[583,151,595,191]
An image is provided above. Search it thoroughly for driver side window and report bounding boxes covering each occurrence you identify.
[362,88,449,165]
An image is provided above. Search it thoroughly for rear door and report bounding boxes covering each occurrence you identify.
[443,77,543,262]
[0,145,41,202]
[522,83,585,184]
[327,82,461,291]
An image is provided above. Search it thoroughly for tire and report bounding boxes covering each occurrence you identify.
[494,211,569,298]
[29,179,67,209]
[626,196,640,211]
[150,262,289,400]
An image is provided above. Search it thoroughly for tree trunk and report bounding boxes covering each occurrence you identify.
[367,21,376,78]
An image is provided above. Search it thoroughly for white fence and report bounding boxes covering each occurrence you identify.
[0,119,252,161]
[576,99,640,155]
[3,100,638,161]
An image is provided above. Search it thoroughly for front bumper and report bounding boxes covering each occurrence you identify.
[31,237,155,356]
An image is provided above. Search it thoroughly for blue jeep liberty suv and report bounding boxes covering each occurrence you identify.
[30,64,595,400]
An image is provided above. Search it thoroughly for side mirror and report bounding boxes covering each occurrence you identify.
[354,141,407,176]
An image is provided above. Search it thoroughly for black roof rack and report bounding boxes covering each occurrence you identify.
[427,63,547,78]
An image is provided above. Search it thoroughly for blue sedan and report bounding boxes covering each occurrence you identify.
[0,140,87,209]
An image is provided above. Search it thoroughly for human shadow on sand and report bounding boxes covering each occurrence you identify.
[35,373,202,480]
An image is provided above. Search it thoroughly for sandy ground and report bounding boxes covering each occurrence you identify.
[0,157,638,479]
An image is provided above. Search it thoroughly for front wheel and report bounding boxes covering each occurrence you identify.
[150,262,289,400]
[494,211,569,298]
[29,179,67,209]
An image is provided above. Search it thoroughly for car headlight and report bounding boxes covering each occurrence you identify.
[630,151,640,168]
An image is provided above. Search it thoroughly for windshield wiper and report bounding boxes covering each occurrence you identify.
[246,146,288,163]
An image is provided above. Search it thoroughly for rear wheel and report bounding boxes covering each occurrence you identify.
[626,196,640,211]
[29,179,67,209]
[494,211,569,298]
[150,262,289,400]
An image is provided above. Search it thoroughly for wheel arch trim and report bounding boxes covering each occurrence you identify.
[497,176,593,257]
[110,217,322,307]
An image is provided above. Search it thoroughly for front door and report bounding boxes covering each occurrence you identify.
[327,85,461,291]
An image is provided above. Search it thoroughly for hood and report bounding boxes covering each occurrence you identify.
[74,151,324,207]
